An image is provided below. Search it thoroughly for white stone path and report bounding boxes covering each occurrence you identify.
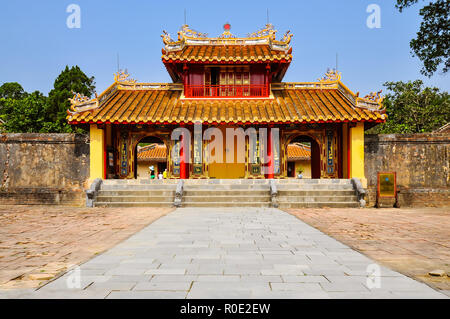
[2,208,448,299]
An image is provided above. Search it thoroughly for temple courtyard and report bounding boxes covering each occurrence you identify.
[0,206,448,299]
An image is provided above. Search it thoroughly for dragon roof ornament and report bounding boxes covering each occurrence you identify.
[319,68,342,82]
[162,23,293,52]
[248,23,276,39]
[68,92,99,115]
[364,90,383,102]
[356,90,385,112]
[114,69,136,84]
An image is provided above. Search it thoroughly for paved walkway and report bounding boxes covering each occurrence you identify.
[2,208,447,299]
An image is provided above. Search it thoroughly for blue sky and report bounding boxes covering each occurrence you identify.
[0,0,448,96]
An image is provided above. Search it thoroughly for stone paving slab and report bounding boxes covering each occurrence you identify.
[286,207,450,291]
[0,205,173,289]
[3,207,448,299]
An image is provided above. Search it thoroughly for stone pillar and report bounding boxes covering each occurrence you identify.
[89,124,105,181]
[349,122,366,186]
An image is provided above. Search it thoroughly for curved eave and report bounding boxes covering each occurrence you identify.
[162,56,292,64]
[68,118,386,125]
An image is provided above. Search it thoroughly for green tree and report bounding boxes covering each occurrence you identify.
[368,80,449,134]
[0,82,27,116]
[0,82,26,100]
[396,0,450,76]
[0,91,47,133]
[45,65,95,133]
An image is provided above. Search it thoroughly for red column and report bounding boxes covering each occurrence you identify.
[180,133,186,179]
[268,126,274,179]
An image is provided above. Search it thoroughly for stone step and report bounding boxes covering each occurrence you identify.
[183,195,271,203]
[95,196,174,203]
[278,201,360,208]
[277,184,354,190]
[101,178,353,186]
[184,190,269,196]
[98,190,176,196]
[181,202,271,207]
[94,202,174,207]
[101,184,177,191]
[184,184,269,190]
[277,179,352,184]
[102,179,178,185]
[277,190,355,196]
[277,195,357,203]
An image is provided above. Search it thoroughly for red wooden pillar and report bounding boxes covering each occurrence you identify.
[183,63,189,97]
[179,126,188,179]
[267,126,274,179]
[265,63,271,97]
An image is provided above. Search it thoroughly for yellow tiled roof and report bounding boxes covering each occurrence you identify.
[162,45,292,63]
[137,144,167,161]
[287,143,311,160]
[67,85,386,124]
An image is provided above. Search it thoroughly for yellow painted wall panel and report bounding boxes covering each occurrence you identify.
[350,122,365,179]
[89,124,104,180]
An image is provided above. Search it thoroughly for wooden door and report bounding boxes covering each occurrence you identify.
[208,126,246,179]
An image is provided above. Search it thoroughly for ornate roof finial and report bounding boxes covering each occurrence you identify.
[114,69,136,83]
[364,90,383,103]
[281,30,293,45]
[248,23,276,39]
[319,68,342,82]
[68,92,99,114]
[161,30,173,45]
[356,90,385,112]
[219,22,235,38]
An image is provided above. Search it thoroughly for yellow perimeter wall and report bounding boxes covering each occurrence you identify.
[293,160,311,178]
[137,161,161,179]
[89,124,104,181]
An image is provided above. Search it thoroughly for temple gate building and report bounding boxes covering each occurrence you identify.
[67,24,385,187]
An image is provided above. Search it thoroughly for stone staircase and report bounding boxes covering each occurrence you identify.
[92,179,361,208]
[182,181,271,207]
[276,179,359,208]
[94,180,177,207]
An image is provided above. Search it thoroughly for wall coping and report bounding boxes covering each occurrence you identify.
[365,133,450,144]
[0,133,88,144]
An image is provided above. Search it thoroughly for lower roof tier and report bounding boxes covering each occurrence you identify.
[67,85,386,125]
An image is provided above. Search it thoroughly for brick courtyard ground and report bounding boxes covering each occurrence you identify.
[286,207,450,292]
[0,205,173,290]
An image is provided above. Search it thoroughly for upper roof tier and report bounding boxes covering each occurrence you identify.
[161,24,293,64]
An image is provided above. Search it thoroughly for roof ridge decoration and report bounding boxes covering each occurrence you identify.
[356,90,385,112]
[318,68,342,82]
[114,69,136,84]
[281,69,385,113]
[161,23,293,53]
[67,92,99,115]
[248,23,276,39]
[219,22,236,38]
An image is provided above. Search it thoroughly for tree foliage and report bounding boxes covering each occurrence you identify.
[0,82,26,100]
[0,91,47,133]
[45,66,95,133]
[0,66,94,133]
[396,0,450,76]
[367,80,450,134]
